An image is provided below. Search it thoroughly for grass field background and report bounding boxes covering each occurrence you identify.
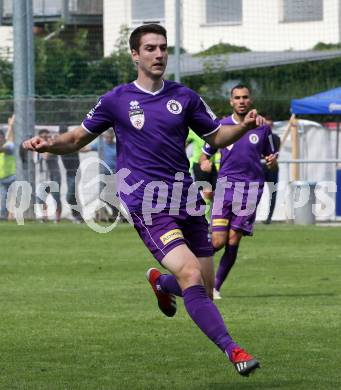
[0,222,340,390]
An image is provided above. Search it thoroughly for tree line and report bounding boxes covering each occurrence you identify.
[1,25,341,122]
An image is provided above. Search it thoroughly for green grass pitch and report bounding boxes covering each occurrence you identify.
[0,222,340,389]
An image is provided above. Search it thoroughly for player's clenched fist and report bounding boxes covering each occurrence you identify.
[22,136,50,153]
[242,109,266,130]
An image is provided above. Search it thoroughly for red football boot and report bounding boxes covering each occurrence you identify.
[146,268,177,317]
[230,347,260,376]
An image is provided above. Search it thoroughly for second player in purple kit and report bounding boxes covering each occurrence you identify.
[200,85,279,300]
[23,25,266,378]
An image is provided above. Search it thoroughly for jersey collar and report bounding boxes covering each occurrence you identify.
[133,80,165,96]
[231,114,239,124]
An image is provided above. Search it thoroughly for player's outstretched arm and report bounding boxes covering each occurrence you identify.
[205,109,266,148]
[23,126,97,155]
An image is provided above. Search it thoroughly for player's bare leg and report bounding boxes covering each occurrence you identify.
[213,229,242,299]
[198,256,215,300]
[228,229,243,246]
[211,230,228,251]
[211,230,228,299]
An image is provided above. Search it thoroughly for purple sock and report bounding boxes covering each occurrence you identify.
[157,274,182,297]
[215,245,239,291]
[183,285,238,356]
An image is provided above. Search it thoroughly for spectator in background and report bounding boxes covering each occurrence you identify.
[82,128,117,173]
[35,129,62,222]
[0,115,16,220]
[186,129,218,222]
[59,125,83,223]
[262,117,281,224]
[81,128,118,221]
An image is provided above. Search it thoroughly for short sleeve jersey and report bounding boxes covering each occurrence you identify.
[82,80,221,211]
[202,115,278,183]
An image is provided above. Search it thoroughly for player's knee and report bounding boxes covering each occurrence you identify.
[211,235,226,251]
[228,230,242,246]
[177,261,202,287]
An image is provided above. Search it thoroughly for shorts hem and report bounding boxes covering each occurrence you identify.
[230,224,253,236]
[158,239,186,263]
[211,226,229,232]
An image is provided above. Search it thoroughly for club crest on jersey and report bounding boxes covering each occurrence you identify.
[167,99,182,115]
[249,133,259,144]
[129,100,144,130]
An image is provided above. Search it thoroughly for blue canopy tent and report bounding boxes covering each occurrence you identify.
[291,87,341,216]
[291,87,341,115]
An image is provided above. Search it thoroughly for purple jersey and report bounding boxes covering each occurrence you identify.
[82,80,221,212]
[202,115,277,183]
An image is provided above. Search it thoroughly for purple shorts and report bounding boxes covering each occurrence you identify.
[131,209,213,263]
[211,182,264,236]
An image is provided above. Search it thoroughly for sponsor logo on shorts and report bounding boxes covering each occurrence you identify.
[212,218,229,227]
[167,100,182,114]
[160,229,184,245]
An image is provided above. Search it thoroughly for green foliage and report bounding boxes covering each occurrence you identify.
[194,42,250,57]
[0,25,137,124]
[35,24,135,96]
[35,29,90,96]
[184,57,341,120]
[2,25,341,123]
[0,58,12,96]
[0,59,13,122]
[167,46,186,54]
[197,60,225,95]
[81,26,135,95]
[313,42,341,50]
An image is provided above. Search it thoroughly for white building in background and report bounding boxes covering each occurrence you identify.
[0,0,103,61]
[0,26,13,60]
[104,0,341,55]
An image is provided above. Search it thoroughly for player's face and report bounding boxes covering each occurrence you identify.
[132,33,168,80]
[230,88,252,116]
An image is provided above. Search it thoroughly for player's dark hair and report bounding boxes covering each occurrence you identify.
[38,129,49,136]
[0,129,5,138]
[230,84,251,96]
[129,24,167,52]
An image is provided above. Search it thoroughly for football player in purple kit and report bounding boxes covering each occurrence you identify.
[200,85,279,300]
[23,25,265,377]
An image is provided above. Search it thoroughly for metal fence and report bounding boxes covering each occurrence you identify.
[1,109,341,225]
[1,0,341,225]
